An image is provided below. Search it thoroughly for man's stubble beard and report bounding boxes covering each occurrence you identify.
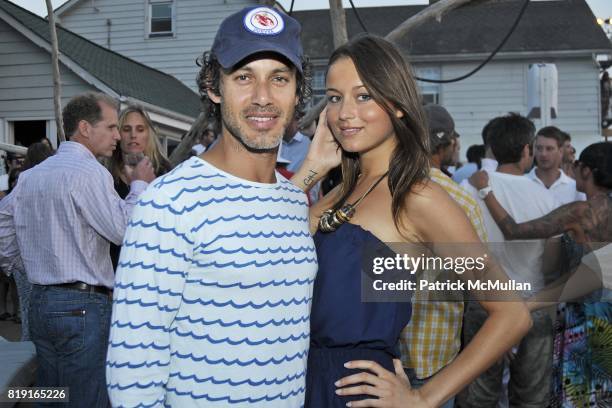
[220,102,293,153]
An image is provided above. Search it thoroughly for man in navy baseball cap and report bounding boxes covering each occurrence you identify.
[196,6,310,153]
[106,6,319,407]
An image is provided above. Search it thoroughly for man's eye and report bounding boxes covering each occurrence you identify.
[236,74,249,81]
[273,76,289,83]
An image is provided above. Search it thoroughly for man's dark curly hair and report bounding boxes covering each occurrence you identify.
[195,51,312,123]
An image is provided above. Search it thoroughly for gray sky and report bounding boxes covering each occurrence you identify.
[12,0,612,19]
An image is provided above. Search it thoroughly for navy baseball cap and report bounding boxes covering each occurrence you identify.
[211,6,304,73]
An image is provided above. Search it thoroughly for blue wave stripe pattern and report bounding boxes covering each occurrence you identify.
[167,328,309,345]
[191,213,308,233]
[191,256,317,269]
[169,350,308,366]
[168,370,305,386]
[198,244,314,255]
[184,276,315,289]
[139,194,304,214]
[165,385,305,403]
[154,172,223,188]
[107,157,316,407]
[173,314,310,329]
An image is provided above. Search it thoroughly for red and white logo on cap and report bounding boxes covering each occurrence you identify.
[244,7,284,35]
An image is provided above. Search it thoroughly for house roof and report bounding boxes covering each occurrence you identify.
[1,0,200,119]
[294,0,612,61]
[52,0,81,16]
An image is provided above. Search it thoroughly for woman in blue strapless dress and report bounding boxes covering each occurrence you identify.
[295,35,533,408]
[306,222,412,407]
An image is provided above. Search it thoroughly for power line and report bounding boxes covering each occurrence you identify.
[414,0,530,83]
[346,0,531,84]
[289,0,295,16]
[348,0,369,32]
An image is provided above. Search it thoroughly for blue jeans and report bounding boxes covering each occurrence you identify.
[457,303,553,408]
[404,368,456,408]
[29,285,111,408]
[13,267,32,341]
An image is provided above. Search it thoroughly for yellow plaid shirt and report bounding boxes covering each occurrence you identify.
[399,168,488,378]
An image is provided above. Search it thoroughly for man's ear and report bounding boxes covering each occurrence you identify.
[207,88,221,104]
[579,164,592,179]
[77,120,90,139]
[522,143,531,159]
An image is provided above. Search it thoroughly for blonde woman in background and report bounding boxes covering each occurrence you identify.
[109,105,172,269]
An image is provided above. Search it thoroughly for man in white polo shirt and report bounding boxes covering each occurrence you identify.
[458,113,557,408]
[529,126,586,205]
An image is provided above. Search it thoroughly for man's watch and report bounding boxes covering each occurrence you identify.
[478,186,492,199]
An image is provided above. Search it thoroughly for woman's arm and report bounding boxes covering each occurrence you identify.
[409,183,532,407]
[526,245,606,311]
[468,170,586,240]
[288,108,342,234]
[289,107,341,192]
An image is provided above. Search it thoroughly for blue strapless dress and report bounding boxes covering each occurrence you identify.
[306,223,413,407]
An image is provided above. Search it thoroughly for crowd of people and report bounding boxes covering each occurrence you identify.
[0,5,609,408]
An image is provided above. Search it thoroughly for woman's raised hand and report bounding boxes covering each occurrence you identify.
[304,107,342,172]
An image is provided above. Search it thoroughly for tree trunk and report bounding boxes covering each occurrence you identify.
[386,0,480,43]
[45,0,65,143]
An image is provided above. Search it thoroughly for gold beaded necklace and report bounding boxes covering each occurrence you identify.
[318,171,389,233]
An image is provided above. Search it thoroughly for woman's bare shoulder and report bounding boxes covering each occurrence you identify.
[401,178,477,242]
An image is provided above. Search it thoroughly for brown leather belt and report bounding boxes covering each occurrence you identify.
[53,281,112,297]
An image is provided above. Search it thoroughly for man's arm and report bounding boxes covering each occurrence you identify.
[72,159,154,245]
[469,170,585,240]
[0,192,23,274]
[106,187,191,407]
[485,194,586,240]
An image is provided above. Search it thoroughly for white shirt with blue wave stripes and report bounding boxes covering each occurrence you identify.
[106,156,317,407]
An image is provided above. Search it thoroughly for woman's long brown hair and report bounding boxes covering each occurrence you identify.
[327,35,430,233]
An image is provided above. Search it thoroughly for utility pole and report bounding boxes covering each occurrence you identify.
[45,0,66,142]
[328,0,348,49]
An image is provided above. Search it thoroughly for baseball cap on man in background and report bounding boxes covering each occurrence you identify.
[424,104,458,169]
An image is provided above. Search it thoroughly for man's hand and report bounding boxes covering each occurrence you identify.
[469,170,489,190]
[335,359,432,408]
[124,157,155,184]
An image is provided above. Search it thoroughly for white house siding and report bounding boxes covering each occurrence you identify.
[59,0,257,91]
[0,19,93,143]
[436,58,600,159]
